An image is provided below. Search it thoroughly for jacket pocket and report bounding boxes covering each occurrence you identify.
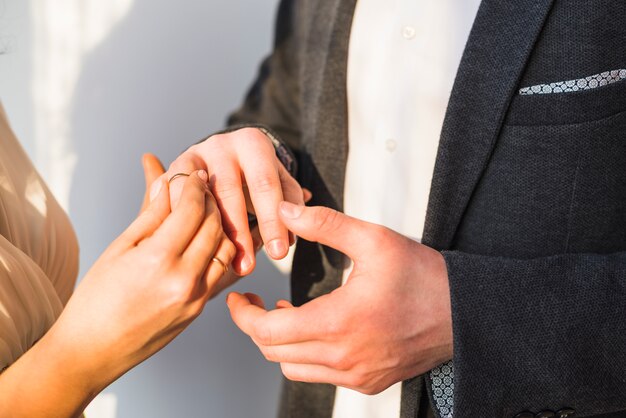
[505,73,626,126]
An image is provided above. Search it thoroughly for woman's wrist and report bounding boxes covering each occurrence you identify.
[0,327,99,417]
[41,311,127,397]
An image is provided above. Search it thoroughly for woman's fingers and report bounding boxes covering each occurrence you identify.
[114,178,171,251]
[149,170,210,255]
[181,191,225,272]
[197,236,237,298]
[166,153,206,210]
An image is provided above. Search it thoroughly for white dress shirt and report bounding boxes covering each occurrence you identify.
[333,1,481,417]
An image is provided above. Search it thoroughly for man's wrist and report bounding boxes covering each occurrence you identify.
[255,126,297,177]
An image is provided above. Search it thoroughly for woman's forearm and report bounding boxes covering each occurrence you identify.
[0,327,105,418]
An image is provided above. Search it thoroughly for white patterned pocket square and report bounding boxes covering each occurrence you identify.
[519,69,626,95]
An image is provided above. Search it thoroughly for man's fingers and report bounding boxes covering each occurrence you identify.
[140,154,166,214]
[277,166,304,246]
[226,292,268,337]
[240,155,289,260]
[117,178,171,249]
[210,163,255,276]
[143,153,166,186]
[227,292,334,346]
[278,164,305,206]
[280,363,357,389]
[302,188,313,203]
[278,202,376,260]
[245,292,266,309]
[276,299,294,309]
[258,341,346,368]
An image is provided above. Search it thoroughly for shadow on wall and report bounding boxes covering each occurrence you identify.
[69,0,287,417]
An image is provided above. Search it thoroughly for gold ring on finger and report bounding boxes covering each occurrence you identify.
[212,256,228,274]
[168,172,191,184]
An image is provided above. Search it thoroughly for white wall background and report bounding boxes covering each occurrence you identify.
[0,0,288,417]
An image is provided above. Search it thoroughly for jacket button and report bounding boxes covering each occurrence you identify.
[556,408,576,418]
[514,413,534,418]
[535,412,555,418]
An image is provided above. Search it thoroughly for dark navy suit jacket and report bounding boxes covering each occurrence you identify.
[225,0,626,416]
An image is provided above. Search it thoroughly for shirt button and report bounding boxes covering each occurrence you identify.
[385,139,397,152]
[402,25,416,40]
[535,412,556,418]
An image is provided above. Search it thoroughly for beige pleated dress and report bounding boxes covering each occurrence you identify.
[0,102,79,372]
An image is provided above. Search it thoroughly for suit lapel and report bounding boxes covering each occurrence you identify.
[422,0,555,250]
[306,0,356,212]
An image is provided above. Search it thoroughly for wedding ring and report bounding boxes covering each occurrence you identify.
[212,256,228,274]
[168,172,190,184]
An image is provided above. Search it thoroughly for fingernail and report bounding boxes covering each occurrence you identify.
[268,239,287,258]
[279,201,304,219]
[149,178,164,201]
[197,170,208,182]
[241,255,254,273]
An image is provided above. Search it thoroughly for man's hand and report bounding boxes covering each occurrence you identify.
[152,128,305,276]
[226,202,453,395]
[140,153,166,214]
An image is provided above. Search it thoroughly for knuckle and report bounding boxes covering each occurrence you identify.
[327,316,348,337]
[348,372,369,390]
[212,178,242,201]
[202,210,222,236]
[314,207,343,234]
[357,224,390,257]
[222,238,237,262]
[249,174,280,194]
[327,348,351,371]
[370,224,390,241]
[256,216,281,232]
[239,128,273,146]
[197,138,234,165]
[186,196,206,216]
[253,321,273,346]
[139,210,162,232]
[168,157,193,174]
[210,222,224,243]
[163,275,195,305]
[145,243,173,266]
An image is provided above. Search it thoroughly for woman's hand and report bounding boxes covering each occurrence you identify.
[60,169,236,385]
[139,153,248,297]
[0,170,235,417]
